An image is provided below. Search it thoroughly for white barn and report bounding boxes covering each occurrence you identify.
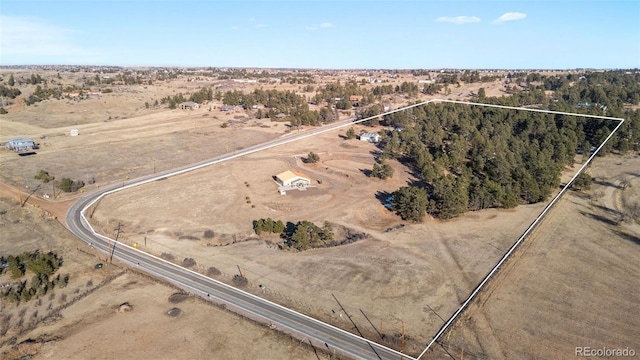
[7,137,38,151]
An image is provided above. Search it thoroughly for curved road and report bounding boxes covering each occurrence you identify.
[66,110,423,360]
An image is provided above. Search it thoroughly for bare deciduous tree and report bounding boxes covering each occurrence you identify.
[620,177,631,190]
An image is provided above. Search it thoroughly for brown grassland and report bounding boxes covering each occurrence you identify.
[1,68,638,359]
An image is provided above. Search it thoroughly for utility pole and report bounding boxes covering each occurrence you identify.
[332,293,366,342]
[109,222,123,264]
[18,175,22,206]
[401,320,405,359]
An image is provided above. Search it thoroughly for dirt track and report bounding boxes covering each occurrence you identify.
[0,182,74,223]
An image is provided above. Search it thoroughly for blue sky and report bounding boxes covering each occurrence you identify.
[1,0,639,69]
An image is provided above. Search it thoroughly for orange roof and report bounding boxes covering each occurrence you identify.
[275,170,309,182]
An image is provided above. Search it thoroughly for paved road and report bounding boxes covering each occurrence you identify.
[66,115,418,360]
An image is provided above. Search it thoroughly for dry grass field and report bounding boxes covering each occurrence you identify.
[432,154,640,360]
[0,196,318,360]
[3,68,637,359]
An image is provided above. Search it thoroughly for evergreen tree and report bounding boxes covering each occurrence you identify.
[391,186,427,222]
[346,127,355,139]
[306,152,320,163]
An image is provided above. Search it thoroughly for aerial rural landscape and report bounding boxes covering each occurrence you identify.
[1,1,639,360]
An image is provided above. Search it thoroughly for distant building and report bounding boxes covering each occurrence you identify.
[7,137,38,151]
[219,105,241,112]
[178,101,200,110]
[359,133,380,143]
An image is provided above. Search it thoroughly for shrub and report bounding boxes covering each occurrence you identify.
[34,170,55,183]
[306,151,320,163]
[161,253,175,261]
[207,267,221,277]
[232,274,248,287]
[182,258,197,268]
[58,178,85,192]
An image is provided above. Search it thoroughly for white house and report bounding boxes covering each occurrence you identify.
[7,137,38,151]
[359,133,380,143]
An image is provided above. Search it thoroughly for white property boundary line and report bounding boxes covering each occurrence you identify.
[416,100,625,359]
[78,99,624,360]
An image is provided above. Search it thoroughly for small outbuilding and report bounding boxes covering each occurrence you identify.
[359,133,380,143]
[178,101,200,110]
[219,105,240,112]
[7,137,38,151]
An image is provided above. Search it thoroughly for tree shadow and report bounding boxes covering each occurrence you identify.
[591,204,623,217]
[407,178,429,189]
[360,168,372,177]
[284,221,296,238]
[375,191,393,209]
[612,229,640,246]
[592,178,622,189]
[579,210,618,226]
[569,190,592,200]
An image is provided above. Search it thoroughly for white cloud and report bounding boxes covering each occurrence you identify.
[307,22,335,31]
[0,15,96,62]
[255,23,266,28]
[435,16,481,24]
[492,12,527,24]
